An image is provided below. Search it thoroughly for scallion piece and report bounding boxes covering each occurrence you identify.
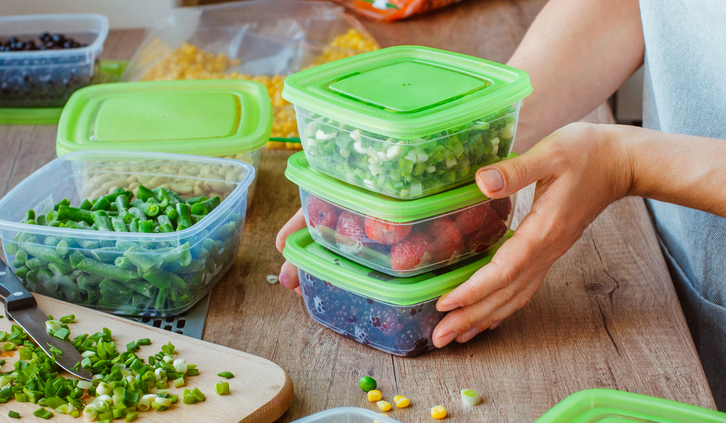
[217,371,234,379]
[8,410,19,418]
[215,382,230,395]
[33,407,53,419]
[59,314,76,323]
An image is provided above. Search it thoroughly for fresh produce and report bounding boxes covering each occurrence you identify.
[394,395,410,408]
[299,271,445,356]
[4,187,242,316]
[461,389,481,406]
[303,191,511,276]
[214,382,230,395]
[367,390,383,402]
[0,322,205,421]
[217,371,234,379]
[376,400,392,411]
[430,405,447,419]
[359,376,377,392]
[0,33,87,51]
[299,105,517,199]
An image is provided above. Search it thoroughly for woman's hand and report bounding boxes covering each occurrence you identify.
[432,122,633,347]
[275,208,306,295]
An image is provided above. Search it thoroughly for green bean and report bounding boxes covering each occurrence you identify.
[144,203,160,217]
[91,211,113,232]
[14,250,28,264]
[164,206,178,221]
[139,220,154,233]
[124,246,161,273]
[185,196,208,205]
[157,215,173,233]
[99,279,133,297]
[137,185,157,203]
[24,210,35,222]
[176,204,193,231]
[190,196,221,216]
[5,243,18,255]
[36,215,47,226]
[90,197,111,212]
[129,218,140,233]
[99,188,132,205]
[48,262,72,276]
[128,207,147,222]
[155,188,184,205]
[20,244,65,266]
[79,199,93,210]
[115,195,130,213]
[69,251,86,268]
[76,258,139,283]
[53,198,70,211]
[57,206,94,224]
[111,217,127,232]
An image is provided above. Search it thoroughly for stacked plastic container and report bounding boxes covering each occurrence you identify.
[281,46,532,356]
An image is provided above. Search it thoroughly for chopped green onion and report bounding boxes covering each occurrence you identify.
[59,314,75,323]
[126,411,139,422]
[215,382,230,395]
[33,407,53,419]
[8,410,19,418]
[173,377,185,388]
[217,371,234,379]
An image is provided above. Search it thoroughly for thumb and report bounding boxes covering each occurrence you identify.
[476,149,549,198]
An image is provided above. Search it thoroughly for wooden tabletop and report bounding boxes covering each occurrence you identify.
[0,0,716,421]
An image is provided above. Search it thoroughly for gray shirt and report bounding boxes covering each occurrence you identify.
[640,0,726,409]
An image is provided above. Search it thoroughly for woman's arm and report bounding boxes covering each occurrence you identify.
[432,123,726,347]
[509,0,644,152]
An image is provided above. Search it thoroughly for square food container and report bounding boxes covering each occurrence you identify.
[535,389,726,423]
[286,152,514,277]
[283,228,507,356]
[56,79,272,206]
[0,151,255,317]
[282,45,532,199]
[292,407,401,423]
[0,14,109,108]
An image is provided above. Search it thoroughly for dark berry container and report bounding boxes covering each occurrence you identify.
[286,152,515,277]
[283,228,508,356]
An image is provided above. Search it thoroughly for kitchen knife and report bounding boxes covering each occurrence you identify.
[0,258,92,380]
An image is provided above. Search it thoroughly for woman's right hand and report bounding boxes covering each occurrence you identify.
[275,208,306,295]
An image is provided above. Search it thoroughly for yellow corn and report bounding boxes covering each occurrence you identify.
[367,389,382,402]
[431,405,447,419]
[394,395,410,408]
[377,400,392,412]
[139,29,379,148]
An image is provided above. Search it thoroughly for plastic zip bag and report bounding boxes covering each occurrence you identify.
[121,0,379,146]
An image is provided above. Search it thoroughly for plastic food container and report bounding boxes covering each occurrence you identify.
[56,79,272,207]
[283,228,507,356]
[0,151,255,317]
[0,14,109,108]
[282,45,532,199]
[535,389,726,423]
[286,152,514,277]
[292,407,401,423]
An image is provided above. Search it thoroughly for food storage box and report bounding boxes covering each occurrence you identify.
[56,79,272,206]
[535,389,726,423]
[0,14,109,108]
[283,228,508,356]
[286,152,514,277]
[282,45,532,199]
[292,407,401,423]
[0,151,255,317]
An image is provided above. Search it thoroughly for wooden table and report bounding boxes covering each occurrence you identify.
[0,0,716,421]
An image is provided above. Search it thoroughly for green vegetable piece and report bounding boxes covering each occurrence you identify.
[2,342,15,351]
[59,314,75,324]
[24,210,36,222]
[33,407,53,419]
[79,198,93,210]
[176,203,193,231]
[8,410,19,418]
[217,371,234,379]
[128,207,148,222]
[185,196,208,205]
[126,411,139,422]
[5,243,18,255]
[215,381,230,395]
[144,203,160,217]
[129,218,140,233]
[137,185,158,203]
[190,196,221,216]
[91,197,111,211]
[57,206,94,223]
[139,220,154,233]
[77,258,139,283]
[52,328,70,341]
[91,210,113,231]
[112,217,128,232]
[115,194,130,213]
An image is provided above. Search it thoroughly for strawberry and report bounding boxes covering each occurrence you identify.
[453,202,500,235]
[465,218,507,254]
[391,233,434,271]
[489,197,512,220]
[335,211,368,255]
[364,217,412,245]
[427,218,464,263]
[306,195,340,243]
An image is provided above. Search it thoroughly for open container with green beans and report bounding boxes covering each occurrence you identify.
[0,150,255,316]
[282,45,532,199]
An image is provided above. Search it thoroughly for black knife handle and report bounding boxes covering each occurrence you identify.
[0,259,36,311]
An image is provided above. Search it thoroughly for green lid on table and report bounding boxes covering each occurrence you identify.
[282,228,510,306]
[282,45,532,139]
[285,151,516,222]
[535,389,726,423]
[56,79,272,157]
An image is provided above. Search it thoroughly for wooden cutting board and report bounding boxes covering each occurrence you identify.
[0,295,293,423]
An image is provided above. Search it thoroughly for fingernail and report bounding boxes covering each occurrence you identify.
[490,320,503,330]
[436,331,458,348]
[478,169,505,192]
[438,302,461,312]
[460,327,480,343]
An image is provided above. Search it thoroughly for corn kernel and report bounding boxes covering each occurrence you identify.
[431,405,447,419]
[377,400,392,411]
[367,389,382,402]
[394,395,410,408]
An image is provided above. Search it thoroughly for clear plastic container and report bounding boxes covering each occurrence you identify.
[0,151,255,317]
[292,407,401,423]
[286,152,514,277]
[57,79,272,207]
[0,14,109,108]
[282,45,532,199]
[283,228,507,356]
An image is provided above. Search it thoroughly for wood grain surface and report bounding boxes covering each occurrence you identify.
[0,295,293,423]
[0,0,716,421]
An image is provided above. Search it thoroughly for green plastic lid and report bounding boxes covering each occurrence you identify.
[286,151,517,222]
[282,228,509,305]
[535,389,726,423]
[56,79,272,157]
[282,45,532,139]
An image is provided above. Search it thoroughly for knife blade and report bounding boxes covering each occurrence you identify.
[0,258,92,380]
